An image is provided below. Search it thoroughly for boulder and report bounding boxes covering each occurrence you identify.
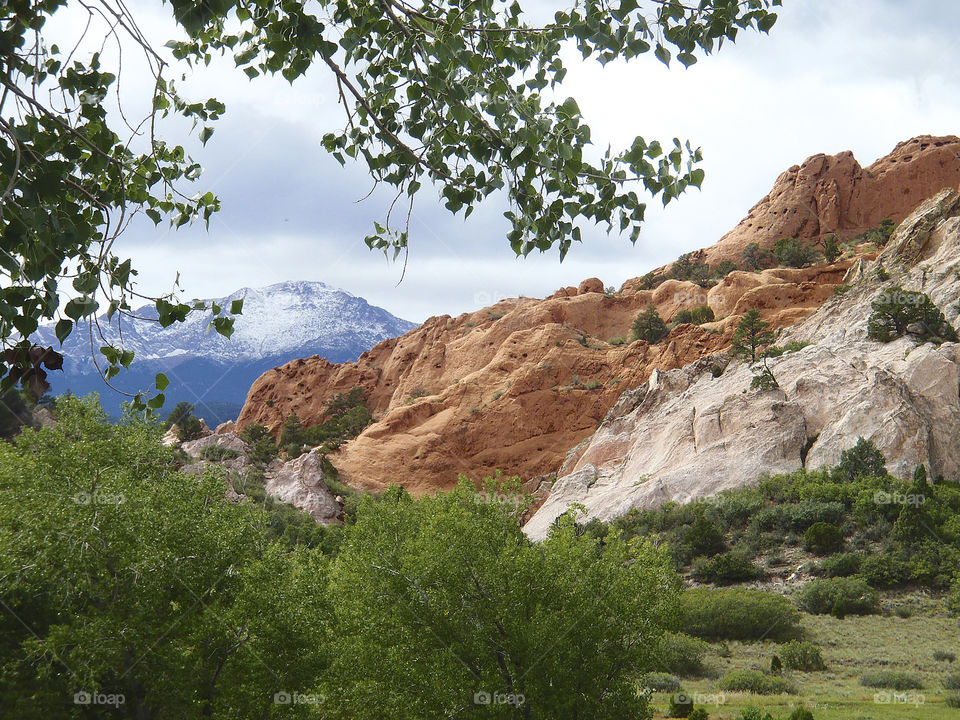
[264,449,342,524]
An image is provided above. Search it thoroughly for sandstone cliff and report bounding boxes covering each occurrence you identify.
[699,135,960,266]
[236,136,960,495]
[525,188,960,539]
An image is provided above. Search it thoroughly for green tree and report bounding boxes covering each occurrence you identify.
[730,309,774,362]
[0,396,330,718]
[165,400,196,428]
[831,437,887,482]
[867,288,957,344]
[741,242,775,271]
[2,1,781,398]
[773,237,820,268]
[823,235,840,263]
[632,305,669,344]
[324,483,681,719]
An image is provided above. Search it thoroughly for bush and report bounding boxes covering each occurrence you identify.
[684,513,726,558]
[934,650,957,663]
[742,243,775,271]
[859,670,923,690]
[803,522,843,555]
[831,437,886,482]
[946,692,960,708]
[823,235,839,263]
[867,287,957,344]
[737,709,774,720]
[691,305,715,324]
[640,672,681,692]
[632,305,669,344]
[200,445,241,462]
[688,709,709,720]
[693,551,765,585]
[796,577,879,616]
[679,588,801,641]
[857,552,912,588]
[817,552,860,578]
[774,237,820,268]
[770,654,782,674]
[944,671,960,690]
[717,669,797,695]
[239,422,278,465]
[788,707,815,720]
[779,640,826,671]
[657,632,710,677]
[668,691,694,717]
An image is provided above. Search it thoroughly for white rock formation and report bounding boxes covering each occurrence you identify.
[525,188,960,539]
[264,449,342,524]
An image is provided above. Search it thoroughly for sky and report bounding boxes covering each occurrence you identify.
[57,0,960,323]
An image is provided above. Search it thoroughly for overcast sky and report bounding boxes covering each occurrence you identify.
[76,0,960,323]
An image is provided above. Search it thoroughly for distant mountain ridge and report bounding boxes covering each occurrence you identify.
[35,281,416,424]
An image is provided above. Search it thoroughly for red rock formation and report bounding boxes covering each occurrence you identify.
[699,135,960,266]
[236,136,960,494]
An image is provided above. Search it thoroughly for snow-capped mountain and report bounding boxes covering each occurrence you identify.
[35,281,416,423]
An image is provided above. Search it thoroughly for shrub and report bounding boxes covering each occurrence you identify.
[817,552,860,578]
[944,671,960,690]
[657,632,710,677]
[632,305,669,344]
[200,445,241,462]
[774,237,820,268]
[691,305,715,324]
[796,577,879,616]
[684,513,726,558]
[858,670,923,690]
[737,709,774,720]
[831,437,886,482]
[239,423,278,465]
[770,655,782,674]
[693,551,765,585]
[857,552,912,588]
[674,309,694,325]
[742,243,775,271]
[934,650,957,663]
[679,588,801,641]
[867,287,957,344]
[713,260,737,278]
[788,707,815,720]
[668,691,694,717]
[946,692,960,708]
[717,670,797,695]
[779,641,826,671]
[688,709,709,720]
[823,235,840,263]
[640,672,681,692]
[803,522,843,555]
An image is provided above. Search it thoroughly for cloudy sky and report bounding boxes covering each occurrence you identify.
[67,0,960,323]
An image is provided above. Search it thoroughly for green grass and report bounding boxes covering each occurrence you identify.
[651,591,960,719]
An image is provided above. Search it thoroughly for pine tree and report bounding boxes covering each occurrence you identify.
[731,309,774,362]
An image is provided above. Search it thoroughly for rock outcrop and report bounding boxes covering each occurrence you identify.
[237,262,849,493]
[235,137,960,496]
[699,135,960,266]
[525,188,960,539]
[263,449,343,524]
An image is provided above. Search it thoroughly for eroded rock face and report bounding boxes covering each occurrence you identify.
[236,260,848,493]
[264,449,342,524]
[699,135,960,266]
[524,188,960,539]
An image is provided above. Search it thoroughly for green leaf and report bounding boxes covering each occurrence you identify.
[155,373,169,391]
[55,320,73,345]
[230,298,243,315]
[654,44,671,67]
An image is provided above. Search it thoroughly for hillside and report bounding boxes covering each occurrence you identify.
[235,137,960,493]
[525,187,960,537]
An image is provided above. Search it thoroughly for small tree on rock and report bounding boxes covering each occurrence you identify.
[731,309,774,363]
[632,305,669,344]
[867,288,957,344]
